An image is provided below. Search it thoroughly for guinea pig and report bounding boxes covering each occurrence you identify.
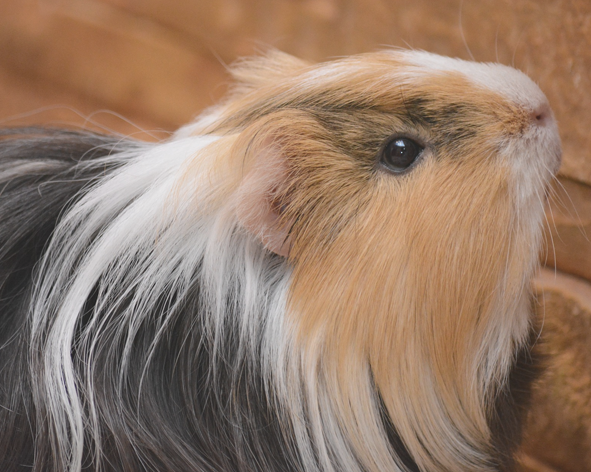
[0,49,561,472]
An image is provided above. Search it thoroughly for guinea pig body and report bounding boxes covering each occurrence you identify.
[0,50,561,472]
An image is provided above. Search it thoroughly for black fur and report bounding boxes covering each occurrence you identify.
[488,325,541,472]
[378,395,421,472]
[0,128,305,471]
[0,128,131,470]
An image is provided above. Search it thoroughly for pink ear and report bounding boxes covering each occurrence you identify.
[235,145,293,257]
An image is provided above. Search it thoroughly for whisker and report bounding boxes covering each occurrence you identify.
[547,169,589,242]
[459,0,476,61]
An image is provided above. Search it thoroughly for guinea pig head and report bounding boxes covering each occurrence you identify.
[215,50,561,471]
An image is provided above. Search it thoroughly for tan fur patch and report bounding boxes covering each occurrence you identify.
[190,50,548,471]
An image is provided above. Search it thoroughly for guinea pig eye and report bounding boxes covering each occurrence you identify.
[379,136,424,173]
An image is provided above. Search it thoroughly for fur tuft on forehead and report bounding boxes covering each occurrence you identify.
[0,49,559,472]
[229,49,312,93]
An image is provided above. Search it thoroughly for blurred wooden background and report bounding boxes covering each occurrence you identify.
[0,1,590,471]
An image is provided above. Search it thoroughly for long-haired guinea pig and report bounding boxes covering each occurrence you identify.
[0,49,561,472]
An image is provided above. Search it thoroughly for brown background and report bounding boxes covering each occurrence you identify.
[0,1,590,471]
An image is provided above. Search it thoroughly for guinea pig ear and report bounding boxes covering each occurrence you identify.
[234,143,294,257]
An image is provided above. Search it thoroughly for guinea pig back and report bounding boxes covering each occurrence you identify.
[0,50,561,472]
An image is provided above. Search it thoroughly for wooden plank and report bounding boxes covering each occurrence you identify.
[522,268,591,471]
[0,0,228,128]
[518,453,562,472]
[0,65,167,140]
[99,0,258,61]
[543,177,591,284]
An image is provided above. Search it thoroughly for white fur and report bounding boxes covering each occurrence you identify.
[401,50,549,112]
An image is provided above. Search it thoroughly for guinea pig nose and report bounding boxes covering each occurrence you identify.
[530,103,552,126]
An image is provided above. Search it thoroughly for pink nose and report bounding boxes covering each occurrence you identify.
[530,103,552,126]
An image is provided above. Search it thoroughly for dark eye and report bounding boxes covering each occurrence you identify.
[379,136,424,173]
